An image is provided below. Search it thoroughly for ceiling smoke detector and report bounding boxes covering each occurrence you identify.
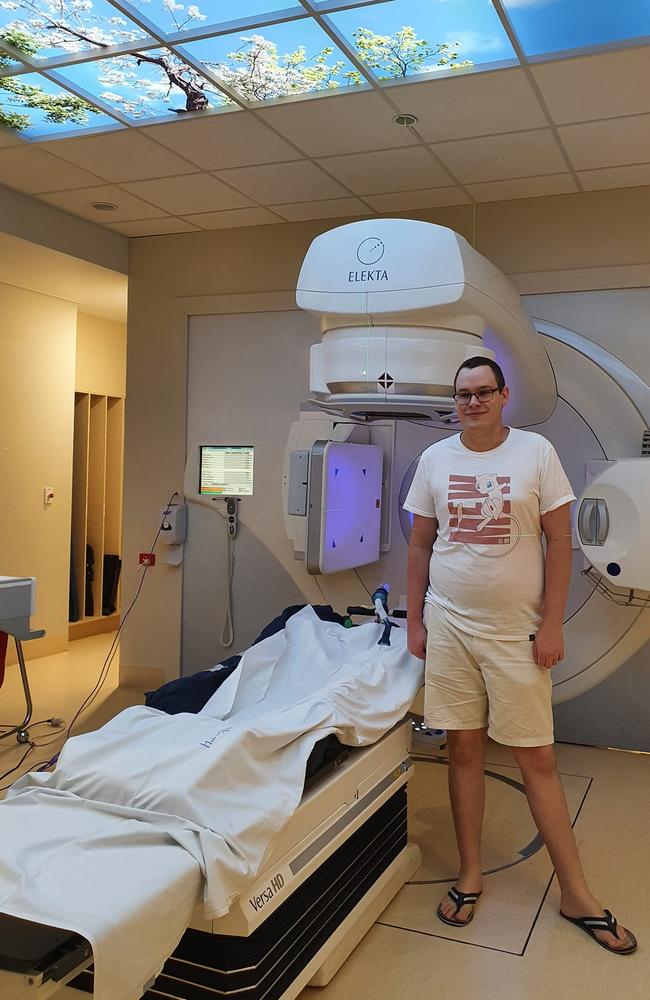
[393,113,418,127]
[92,201,118,211]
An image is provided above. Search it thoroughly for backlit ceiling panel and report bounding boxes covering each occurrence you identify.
[1,0,648,139]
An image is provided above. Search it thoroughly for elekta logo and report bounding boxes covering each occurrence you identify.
[349,237,388,283]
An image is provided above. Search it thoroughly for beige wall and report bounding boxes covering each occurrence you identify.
[122,185,650,679]
[0,182,127,275]
[0,282,77,663]
[76,313,126,397]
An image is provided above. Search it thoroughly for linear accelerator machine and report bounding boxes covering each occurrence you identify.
[2,219,650,1000]
[283,218,650,705]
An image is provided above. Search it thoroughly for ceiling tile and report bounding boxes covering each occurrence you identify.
[142,111,299,170]
[120,173,255,214]
[271,198,369,222]
[37,185,168,223]
[182,207,283,230]
[107,218,202,236]
[432,129,567,184]
[559,115,650,171]
[316,147,450,196]
[0,145,103,194]
[257,90,419,158]
[533,48,650,125]
[45,131,199,184]
[578,163,650,191]
[215,160,348,203]
[467,173,578,203]
[388,68,547,142]
[0,128,24,148]
[365,187,470,211]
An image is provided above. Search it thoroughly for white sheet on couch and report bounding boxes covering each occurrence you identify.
[0,608,422,1000]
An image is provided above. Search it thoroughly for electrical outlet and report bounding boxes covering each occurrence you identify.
[139,553,156,567]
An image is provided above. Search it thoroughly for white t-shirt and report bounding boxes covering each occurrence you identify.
[403,428,576,640]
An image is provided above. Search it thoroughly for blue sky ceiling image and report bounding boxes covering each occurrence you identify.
[1,0,649,139]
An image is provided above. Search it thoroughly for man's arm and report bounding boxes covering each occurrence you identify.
[535,502,573,669]
[407,514,438,659]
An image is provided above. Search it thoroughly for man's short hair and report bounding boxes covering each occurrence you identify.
[453,356,505,392]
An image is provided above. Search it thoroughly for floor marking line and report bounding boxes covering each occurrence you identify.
[520,776,594,955]
[375,921,524,956]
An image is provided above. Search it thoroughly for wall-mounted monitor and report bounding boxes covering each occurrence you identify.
[199,445,254,497]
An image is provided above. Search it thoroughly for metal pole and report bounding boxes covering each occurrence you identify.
[0,638,33,744]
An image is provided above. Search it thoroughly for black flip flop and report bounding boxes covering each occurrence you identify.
[560,908,637,954]
[437,886,482,927]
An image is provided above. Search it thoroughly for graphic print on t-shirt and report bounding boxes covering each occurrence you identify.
[448,473,520,555]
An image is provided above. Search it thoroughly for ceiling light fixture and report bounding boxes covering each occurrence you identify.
[92,201,118,211]
[393,113,418,127]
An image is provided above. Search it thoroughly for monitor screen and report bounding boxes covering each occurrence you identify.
[199,445,254,497]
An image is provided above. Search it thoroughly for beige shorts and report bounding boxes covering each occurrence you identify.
[423,602,554,747]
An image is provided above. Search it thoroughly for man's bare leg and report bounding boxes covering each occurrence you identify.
[439,727,488,923]
[512,744,635,950]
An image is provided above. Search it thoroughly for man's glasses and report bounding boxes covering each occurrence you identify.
[453,388,501,406]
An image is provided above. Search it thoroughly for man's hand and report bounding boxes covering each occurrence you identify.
[407,620,427,660]
[533,621,564,669]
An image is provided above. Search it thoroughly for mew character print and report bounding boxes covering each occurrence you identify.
[449,473,521,557]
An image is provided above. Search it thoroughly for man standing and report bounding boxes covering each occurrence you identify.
[404,356,636,954]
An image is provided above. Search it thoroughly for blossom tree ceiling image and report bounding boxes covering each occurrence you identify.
[1,0,649,139]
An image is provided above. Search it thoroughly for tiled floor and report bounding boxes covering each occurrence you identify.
[302,741,649,1000]
[378,756,591,954]
[1,637,647,999]
[0,633,144,799]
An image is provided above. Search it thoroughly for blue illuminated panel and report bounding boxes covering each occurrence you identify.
[503,0,650,57]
